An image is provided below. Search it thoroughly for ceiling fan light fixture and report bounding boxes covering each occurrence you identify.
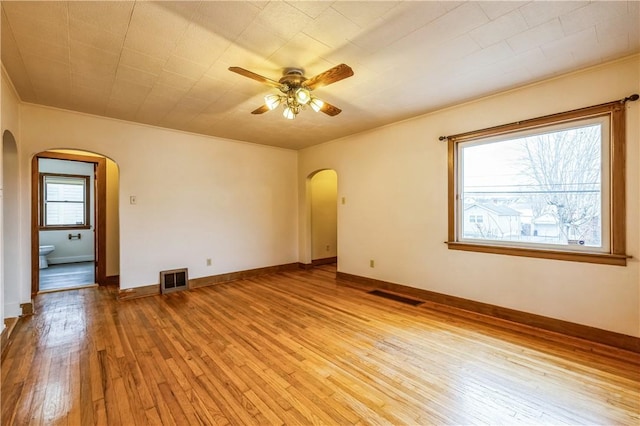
[264,94,281,110]
[310,97,324,112]
[230,63,353,119]
[283,106,296,119]
[295,87,311,104]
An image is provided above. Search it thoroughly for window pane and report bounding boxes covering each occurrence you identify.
[460,122,603,250]
[42,175,88,227]
[46,202,86,226]
[46,182,84,202]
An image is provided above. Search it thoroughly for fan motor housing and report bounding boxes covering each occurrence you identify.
[279,68,307,88]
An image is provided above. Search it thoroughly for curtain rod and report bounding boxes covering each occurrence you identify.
[438,93,639,142]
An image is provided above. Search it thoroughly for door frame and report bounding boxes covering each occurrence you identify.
[31,151,107,296]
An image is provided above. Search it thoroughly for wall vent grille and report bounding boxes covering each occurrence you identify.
[160,268,189,294]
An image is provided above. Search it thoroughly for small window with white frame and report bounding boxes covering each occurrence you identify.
[446,99,630,266]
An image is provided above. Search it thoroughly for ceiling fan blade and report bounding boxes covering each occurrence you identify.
[304,64,354,91]
[320,102,342,116]
[251,105,271,114]
[229,67,282,88]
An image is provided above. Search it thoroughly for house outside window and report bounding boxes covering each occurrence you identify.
[458,118,605,249]
[446,100,628,266]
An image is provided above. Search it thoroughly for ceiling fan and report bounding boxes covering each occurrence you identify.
[228,64,354,119]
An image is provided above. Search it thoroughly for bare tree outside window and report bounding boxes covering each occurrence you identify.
[519,125,602,246]
[459,118,607,250]
[448,100,628,266]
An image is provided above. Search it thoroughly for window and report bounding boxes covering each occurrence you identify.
[447,101,628,266]
[40,173,90,229]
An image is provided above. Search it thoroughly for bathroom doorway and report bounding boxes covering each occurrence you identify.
[31,151,117,295]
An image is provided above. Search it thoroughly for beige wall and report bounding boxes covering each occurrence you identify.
[310,170,337,260]
[299,55,640,337]
[106,159,119,277]
[1,68,23,321]
[17,105,299,290]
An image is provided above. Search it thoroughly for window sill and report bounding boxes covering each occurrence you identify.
[40,226,91,231]
[446,242,629,266]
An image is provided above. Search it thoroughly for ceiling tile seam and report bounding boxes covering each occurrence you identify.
[468,3,540,56]
[297,4,366,60]
[286,0,332,20]
[66,4,102,113]
[202,16,264,107]
[326,4,365,32]
[137,7,210,123]
[228,2,274,60]
[1,7,37,104]
[467,7,529,53]
[65,1,71,96]
[1,64,23,104]
[107,0,138,118]
[349,1,494,57]
[112,2,189,119]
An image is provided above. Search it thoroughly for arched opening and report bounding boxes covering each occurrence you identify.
[2,131,21,319]
[308,169,338,267]
[31,150,120,294]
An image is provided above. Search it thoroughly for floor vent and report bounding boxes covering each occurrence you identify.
[368,289,423,306]
[160,268,189,294]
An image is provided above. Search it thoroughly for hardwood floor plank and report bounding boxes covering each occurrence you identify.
[156,381,190,425]
[92,399,107,425]
[143,407,163,426]
[97,350,121,425]
[2,266,639,425]
[78,349,95,426]
[1,381,23,426]
[24,349,53,425]
[188,387,229,425]
[66,349,82,426]
[236,364,309,424]
[243,389,283,426]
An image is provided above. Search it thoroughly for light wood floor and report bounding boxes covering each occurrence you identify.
[2,265,639,425]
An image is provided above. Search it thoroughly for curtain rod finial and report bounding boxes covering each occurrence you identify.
[439,136,448,141]
[624,94,639,103]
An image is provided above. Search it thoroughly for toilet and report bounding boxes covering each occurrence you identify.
[39,245,55,269]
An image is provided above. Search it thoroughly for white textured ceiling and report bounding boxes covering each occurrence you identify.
[2,1,638,150]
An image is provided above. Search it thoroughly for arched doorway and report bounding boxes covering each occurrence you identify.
[308,169,338,266]
[2,131,21,318]
[30,150,120,294]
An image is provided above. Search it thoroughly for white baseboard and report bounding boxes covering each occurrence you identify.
[48,255,95,265]
[3,302,21,318]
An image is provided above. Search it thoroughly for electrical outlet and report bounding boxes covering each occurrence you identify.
[341,197,346,205]
[130,195,137,205]
[206,258,212,266]
[370,259,375,268]
[326,245,330,251]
